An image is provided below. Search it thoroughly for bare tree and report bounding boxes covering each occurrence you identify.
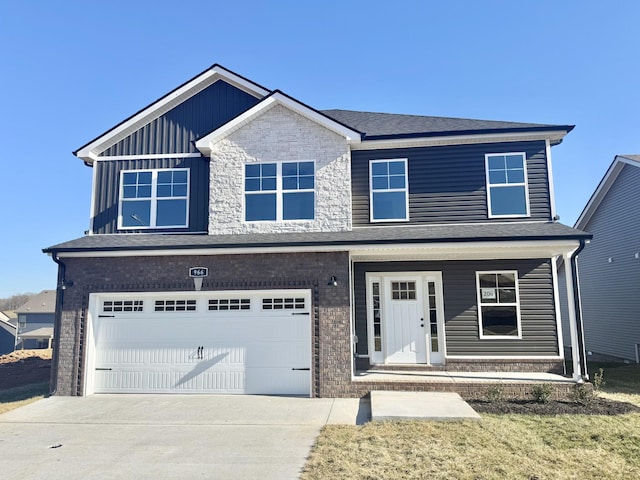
[0,293,37,311]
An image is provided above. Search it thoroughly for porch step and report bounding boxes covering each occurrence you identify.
[370,364,447,372]
[370,391,481,422]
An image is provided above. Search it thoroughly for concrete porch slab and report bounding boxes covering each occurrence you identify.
[370,391,482,421]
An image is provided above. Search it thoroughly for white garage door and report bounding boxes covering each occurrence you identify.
[85,290,312,396]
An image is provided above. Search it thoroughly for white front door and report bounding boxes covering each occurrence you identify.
[367,272,445,366]
[384,276,426,363]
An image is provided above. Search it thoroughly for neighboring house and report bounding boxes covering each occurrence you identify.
[560,155,640,363]
[44,64,591,397]
[0,311,17,355]
[14,290,55,350]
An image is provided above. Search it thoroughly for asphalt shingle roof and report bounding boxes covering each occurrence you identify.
[320,109,572,139]
[44,223,590,254]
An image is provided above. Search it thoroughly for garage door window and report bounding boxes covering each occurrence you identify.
[103,300,144,313]
[262,298,305,310]
[154,299,197,312]
[209,299,251,311]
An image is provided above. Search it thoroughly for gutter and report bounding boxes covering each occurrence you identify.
[49,253,67,396]
[570,239,589,381]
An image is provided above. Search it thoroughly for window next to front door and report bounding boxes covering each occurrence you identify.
[476,271,522,339]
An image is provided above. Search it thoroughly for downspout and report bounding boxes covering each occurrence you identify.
[49,252,66,395]
[570,239,588,381]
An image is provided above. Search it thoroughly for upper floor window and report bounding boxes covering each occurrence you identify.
[485,153,529,218]
[476,271,522,339]
[244,161,315,221]
[370,159,409,222]
[119,168,189,229]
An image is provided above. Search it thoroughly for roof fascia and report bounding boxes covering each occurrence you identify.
[75,64,271,163]
[195,90,362,155]
[49,238,582,259]
[574,155,640,229]
[362,125,574,141]
[352,129,570,151]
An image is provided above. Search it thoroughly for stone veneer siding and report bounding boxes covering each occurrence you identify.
[52,251,352,398]
[208,104,352,234]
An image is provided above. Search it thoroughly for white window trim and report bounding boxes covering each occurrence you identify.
[118,168,190,230]
[369,158,410,223]
[243,160,316,223]
[476,270,523,340]
[485,152,531,219]
[365,274,384,365]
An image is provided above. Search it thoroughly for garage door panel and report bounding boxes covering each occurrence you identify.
[90,290,312,396]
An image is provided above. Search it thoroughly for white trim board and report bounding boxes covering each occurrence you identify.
[51,239,582,259]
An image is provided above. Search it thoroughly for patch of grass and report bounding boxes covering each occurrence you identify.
[588,362,640,395]
[303,362,640,479]
[302,414,640,479]
[0,382,49,414]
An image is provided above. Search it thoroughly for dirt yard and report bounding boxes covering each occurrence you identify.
[0,349,52,390]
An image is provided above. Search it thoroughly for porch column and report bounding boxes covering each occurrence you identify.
[563,252,582,381]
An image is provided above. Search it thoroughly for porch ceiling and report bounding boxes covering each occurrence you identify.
[349,239,581,262]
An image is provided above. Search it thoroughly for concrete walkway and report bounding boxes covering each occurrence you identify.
[0,395,368,480]
[371,391,481,421]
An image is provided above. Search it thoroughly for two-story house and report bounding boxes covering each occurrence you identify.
[44,64,591,397]
[14,290,55,350]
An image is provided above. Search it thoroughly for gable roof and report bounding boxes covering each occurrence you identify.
[14,290,56,314]
[195,90,362,155]
[574,155,640,229]
[74,64,270,163]
[75,64,574,162]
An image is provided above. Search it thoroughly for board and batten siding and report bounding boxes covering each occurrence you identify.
[91,157,209,234]
[353,259,559,358]
[351,141,551,225]
[101,81,260,156]
[576,163,640,362]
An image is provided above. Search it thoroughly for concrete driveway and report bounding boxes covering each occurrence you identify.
[0,395,368,479]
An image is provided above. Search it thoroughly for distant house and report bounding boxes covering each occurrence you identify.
[0,311,17,355]
[14,290,56,349]
[560,155,640,363]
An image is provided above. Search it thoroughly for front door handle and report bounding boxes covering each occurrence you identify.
[420,318,424,327]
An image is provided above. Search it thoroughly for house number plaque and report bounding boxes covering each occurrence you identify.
[189,267,208,291]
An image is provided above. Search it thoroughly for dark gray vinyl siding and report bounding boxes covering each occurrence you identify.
[92,158,209,234]
[101,81,260,156]
[577,164,640,361]
[351,141,551,225]
[353,258,558,357]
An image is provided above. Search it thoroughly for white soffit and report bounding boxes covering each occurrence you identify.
[75,65,270,163]
[195,91,362,155]
[574,155,640,230]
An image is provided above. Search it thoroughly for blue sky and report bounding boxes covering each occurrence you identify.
[0,0,638,297]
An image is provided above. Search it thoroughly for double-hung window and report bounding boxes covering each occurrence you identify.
[476,271,522,339]
[485,153,529,217]
[244,161,315,221]
[119,168,189,229]
[370,159,409,221]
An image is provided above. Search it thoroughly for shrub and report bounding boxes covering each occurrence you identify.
[593,368,605,392]
[531,383,553,404]
[571,383,596,405]
[486,384,504,403]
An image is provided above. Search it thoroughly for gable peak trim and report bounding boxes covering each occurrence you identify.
[195,90,362,155]
[74,64,271,163]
